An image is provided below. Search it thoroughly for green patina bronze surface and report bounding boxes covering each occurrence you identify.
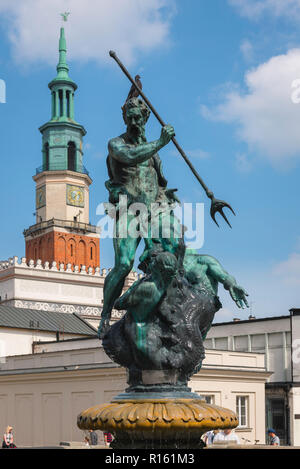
[97,93,249,396]
[98,95,248,344]
[78,58,248,449]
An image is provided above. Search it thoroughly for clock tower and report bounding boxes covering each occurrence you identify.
[24,27,100,270]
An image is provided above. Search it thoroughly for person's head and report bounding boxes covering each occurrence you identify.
[268,428,276,437]
[122,97,150,138]
[5,426,12,434]
[223,429,232,435]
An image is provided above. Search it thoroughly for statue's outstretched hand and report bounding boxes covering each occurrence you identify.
[160,125,175,147]
[97,317,110,339]
[229,285,249,309]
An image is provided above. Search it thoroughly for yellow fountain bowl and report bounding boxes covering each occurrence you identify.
[77,398,238,440]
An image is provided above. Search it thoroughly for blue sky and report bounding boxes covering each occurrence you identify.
[0,0,299,322]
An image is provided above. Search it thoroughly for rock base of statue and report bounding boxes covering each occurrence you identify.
[77,385,238,449]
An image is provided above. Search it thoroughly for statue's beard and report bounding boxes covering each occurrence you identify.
[128,124,145,141]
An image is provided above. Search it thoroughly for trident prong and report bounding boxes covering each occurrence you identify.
[210,196,236,228]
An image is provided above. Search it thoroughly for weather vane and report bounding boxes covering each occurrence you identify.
[60,11,70,22]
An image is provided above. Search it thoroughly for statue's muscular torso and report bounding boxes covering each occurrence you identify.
[107,134,163,206]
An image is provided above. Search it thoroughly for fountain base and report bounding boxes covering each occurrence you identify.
[77,393,238,449]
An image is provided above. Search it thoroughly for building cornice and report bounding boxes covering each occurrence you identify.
[213,315,291,327]
[0,363,272,384]
[196,367,272,382]
[33,169,92,185]
[39,120,86,136]
[0,363,124,383]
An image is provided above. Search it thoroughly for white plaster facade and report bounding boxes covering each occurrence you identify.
[0,339,270,447]
[205,309,300,446]
[0,255,277,447]
[0,328,86,359]
[34,171,92,225]
[205,315,292,381]
[0,256,138,325]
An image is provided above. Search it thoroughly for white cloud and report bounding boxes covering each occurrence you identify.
[211,243,300,322]
[213,257,300,321]
[240,39,254,62]
[201,49,300,167]
[229,0,300,22]
[235,153,252,172]
[0,0,175,66]
[273,252,300,286]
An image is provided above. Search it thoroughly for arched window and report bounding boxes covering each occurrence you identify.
[57,236,66,265]
[44,143,49,171]
[51,92,55,118]
[59,89,63,117]
[89,242,96,262]
[68,239,76,261]
[66,90,70,117]
[68,141,76,171]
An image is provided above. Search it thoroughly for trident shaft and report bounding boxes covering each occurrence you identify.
[109,50,235,228]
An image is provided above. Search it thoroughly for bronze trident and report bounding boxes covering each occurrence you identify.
[109,50,235,228]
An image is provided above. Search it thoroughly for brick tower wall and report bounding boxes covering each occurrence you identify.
[25,231,100,270]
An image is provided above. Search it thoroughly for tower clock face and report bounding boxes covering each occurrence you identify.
[66,184,85,207]
[36,185,46,209]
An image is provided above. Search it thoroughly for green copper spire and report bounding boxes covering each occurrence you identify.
[38,22,87,179]
[50,27,76,86]
[56,27,69,80]
[47,26,79,123]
